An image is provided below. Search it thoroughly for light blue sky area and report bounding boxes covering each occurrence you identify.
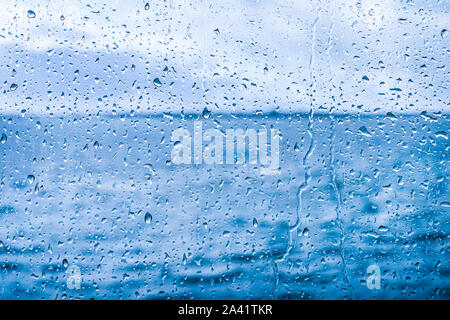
[0,0,448,115]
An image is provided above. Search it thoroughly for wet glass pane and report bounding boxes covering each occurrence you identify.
[0,0,448,299]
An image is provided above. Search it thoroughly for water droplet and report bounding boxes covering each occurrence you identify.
[385,112,397,121]
[378,226,389,232]
[435,131,448,140]
[144,3,150,10]
[27,175,35,184]
[10,83,18,91]
[253,218,258,228]
[27,10,36,18]
[441,29,448,39]
[60,15,65,21]
[302,227,309,236]
[358,126,372,137]
[153,78,162,87]
[0,133,7,144]
[440,201,450,208]
[62,259,69,268]
[145,212,152,224]
[202,107,211,119]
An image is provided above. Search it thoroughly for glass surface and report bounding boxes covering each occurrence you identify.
[0,0,448,299]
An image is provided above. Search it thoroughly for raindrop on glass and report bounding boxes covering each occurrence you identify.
[27,175,35,184]
[202,107,211,119]
[27,10,36,18]
[153,78,162,87]
[145,212,152,224]
[0,133,7,144]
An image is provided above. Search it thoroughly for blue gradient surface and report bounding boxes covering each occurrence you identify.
[0,114,449,299]
[0,0,449,299]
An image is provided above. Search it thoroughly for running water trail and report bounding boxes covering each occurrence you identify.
[273,3,319,297]
[329,111,354,298]
[325,2,354,298]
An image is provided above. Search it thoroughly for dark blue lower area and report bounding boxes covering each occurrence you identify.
[0,113,448,299]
